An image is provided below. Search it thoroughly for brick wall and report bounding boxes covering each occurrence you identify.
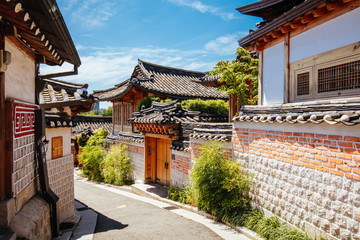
[171,150,191,188]
[47,154,74,223]
[13,135,36,197]
[233,122,360,239]
[190,140,233,160]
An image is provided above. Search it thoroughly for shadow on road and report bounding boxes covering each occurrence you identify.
[95,211,129,233]
[145,183,168,198]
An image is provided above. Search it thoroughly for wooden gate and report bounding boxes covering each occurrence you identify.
[156,138,171,186]
[144,136,171,186]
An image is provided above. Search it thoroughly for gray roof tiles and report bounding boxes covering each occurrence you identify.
[93,60,228,101]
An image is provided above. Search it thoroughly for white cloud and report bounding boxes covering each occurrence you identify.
[40,33,240,93]
[167,0,236,20]
[65,0,117,28]
[204,32,247,55]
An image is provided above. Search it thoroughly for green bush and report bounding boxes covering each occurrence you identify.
[190,141,251,217]
[166,142,327,240]
[78,145,104,181]
[137,96,172,111]
[181,99,228,115]
[102,144,133,185]
[78,128,108,181]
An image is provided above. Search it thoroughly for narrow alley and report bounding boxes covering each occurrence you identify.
[74,176,250,240]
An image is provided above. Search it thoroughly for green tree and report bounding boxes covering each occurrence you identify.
[211,47,259,105]
[102,106,113,116]
[78,128,108,181]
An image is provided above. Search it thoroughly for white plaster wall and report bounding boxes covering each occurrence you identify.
[263,42,284,105]
[45,127,72,161]
[290,7,360,63]
[5,37,35,104]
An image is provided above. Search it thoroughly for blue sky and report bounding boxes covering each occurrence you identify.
[41,0,260,108]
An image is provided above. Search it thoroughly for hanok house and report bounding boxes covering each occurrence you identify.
[0,0,81,239]
[94,60,229,187]
[93,59,228,134]
[234,0,360,239]
[38,78,94,223]
[125,100,231,187]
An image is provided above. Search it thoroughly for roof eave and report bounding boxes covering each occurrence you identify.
[38,0,81,66]
[238,0,327,48]
[236,0,284,15]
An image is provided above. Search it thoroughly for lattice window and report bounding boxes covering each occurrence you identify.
[297,72,310,96]
[52,136,63,159]
[318,60,360,93]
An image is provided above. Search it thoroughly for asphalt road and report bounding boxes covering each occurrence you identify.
[74,179,226,240]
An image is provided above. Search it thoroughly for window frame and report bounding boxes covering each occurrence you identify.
[52,136,63,159]
[290,42,360,102]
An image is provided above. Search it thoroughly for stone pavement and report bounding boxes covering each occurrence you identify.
[65,174,260,240]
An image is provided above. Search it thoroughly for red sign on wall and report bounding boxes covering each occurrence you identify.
[13,102,38,138]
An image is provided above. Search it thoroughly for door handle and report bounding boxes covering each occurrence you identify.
[165,162,169,169]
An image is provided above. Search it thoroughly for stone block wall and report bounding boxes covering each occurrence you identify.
[171,150,191,188]
[47,154,74,223]
[126,142,145,182]
[10,195,52,240]
[233,122,360,240]
[13,135,36,197]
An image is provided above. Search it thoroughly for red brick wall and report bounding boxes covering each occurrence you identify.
[233,128,360,181]
[171,153,191,175]
[190,142,233,160]
[126,144,145,155]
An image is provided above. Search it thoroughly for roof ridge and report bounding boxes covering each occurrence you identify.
[42,78,87,89]
[137,59,152,79]
[138,59,206,76]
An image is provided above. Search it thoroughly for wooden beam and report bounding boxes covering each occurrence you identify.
[300,14,314,25]
[284,33,290,104]
[326,2,342,11]
[313,7,328,18]
[271,30,282,39]
[289,22,301,30]
[4,100,13,198]
[144,133,175,140]
[0,72,5,200]
[280,25,291,34]
[258,50,264,105]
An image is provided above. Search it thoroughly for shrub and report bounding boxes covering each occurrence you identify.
[78,145,104,181]
[167,142,327,240]
[181,99,228,115]
[190,141,252,217]
[78,128,108,181]
[102,144,133,185]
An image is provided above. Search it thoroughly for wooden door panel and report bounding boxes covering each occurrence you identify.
[156,138,171,186]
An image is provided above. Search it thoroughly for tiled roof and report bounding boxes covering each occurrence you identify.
[0,0,80,66]
[189,123,233,142]
[71,115,112,136]
[39,78,93,113]
[93,60,228,101]
[233,97,360,126]
[130,100,228,124]
[92,80,131,101]
[199,73,222,84]
[106,132,145,144]
[45,113,72,128]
